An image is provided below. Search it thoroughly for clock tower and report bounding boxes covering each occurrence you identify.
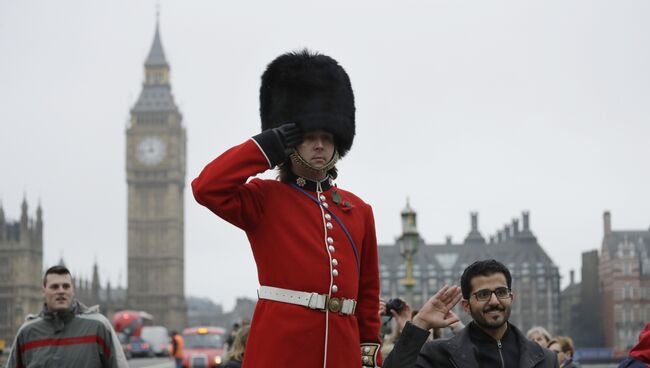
[126,21,187,330]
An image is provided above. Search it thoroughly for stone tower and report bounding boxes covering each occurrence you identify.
[126,20,187,330]
[0,198,43,344]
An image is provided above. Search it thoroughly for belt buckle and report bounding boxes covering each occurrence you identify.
[327,296,342,314]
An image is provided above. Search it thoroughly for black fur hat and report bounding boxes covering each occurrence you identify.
[260,49,355,157]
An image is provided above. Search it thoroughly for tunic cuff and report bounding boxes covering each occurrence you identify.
[361,343,380,368]
[251,130,287,168]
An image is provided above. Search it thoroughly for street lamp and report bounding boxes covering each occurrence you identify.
[398,198,420,306]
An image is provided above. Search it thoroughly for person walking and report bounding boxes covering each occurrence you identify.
[170,330,184,368]
[5,265,128,368]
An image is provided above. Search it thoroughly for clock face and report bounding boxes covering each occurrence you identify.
[136,136,167,166]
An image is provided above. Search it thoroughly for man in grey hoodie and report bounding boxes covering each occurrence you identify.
[6,265,128,368]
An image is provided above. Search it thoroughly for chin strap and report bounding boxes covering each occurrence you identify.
[289,149,339,178]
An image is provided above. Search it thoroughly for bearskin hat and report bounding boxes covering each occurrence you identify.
[260,49,355,157]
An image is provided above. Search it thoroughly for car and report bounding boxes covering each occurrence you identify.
[127,336,155,358]
[182,326,226,367]
[141,326,171,357]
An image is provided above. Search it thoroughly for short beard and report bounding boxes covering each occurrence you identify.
[469,303,510,330]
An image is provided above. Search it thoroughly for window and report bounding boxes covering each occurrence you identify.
[0,259,8,280]
[0,300,8,326]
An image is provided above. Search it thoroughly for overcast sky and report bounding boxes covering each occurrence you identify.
[1,0,649,311]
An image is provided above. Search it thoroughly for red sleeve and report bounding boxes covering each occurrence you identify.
[356,204,383,365]
[192,139,272,231]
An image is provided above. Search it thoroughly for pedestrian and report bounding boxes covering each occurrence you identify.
[192,49,382,368]
[223,325,250,368]
[618,323,650,368]
[170,330,184,368]
[528,326,553,347]
[5,265,128,368]
[226,322,240,350]
[383,259,559,368]
[547,336,578,368]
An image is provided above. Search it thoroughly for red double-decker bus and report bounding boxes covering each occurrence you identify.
[112,310,153,338]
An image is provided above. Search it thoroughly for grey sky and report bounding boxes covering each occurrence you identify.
[1,0,649,310]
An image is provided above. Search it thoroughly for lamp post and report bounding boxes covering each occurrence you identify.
[398,199,420,307]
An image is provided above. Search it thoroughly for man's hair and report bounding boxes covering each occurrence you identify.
[460,259,512,299]
[527,326,552,342]
[549,336,575,355]
[43,265,72,287]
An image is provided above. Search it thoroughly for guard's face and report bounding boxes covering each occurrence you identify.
[461,273,512,330]
[42,273,74,312]
[295,130,335,169]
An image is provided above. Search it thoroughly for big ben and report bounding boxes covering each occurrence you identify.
[126,21,187,330]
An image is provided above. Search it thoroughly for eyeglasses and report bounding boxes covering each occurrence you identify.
[472,287,511,301]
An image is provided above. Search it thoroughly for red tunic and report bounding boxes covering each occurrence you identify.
[192,139,382,367]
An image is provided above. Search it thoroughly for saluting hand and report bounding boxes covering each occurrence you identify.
[411,285,462,331]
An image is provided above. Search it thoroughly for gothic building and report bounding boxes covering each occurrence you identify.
[599,211,650,350]
[0,198,43,344]
[125,21,187,330]
[378,202,561,335]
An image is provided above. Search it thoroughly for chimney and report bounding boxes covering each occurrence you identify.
[504,225,511,240]
[522,211,530,231]
[471,212,478,231]
[603,211,611,235]
[445,235,452,245]
[512,219,519,235]
[570,270,575,285]
[497,231,503,243]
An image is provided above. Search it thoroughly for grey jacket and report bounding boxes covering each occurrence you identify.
[5,300,128,368]
[384,321,559,368]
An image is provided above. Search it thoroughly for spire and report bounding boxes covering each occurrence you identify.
[145,18,168,68]
[132,18,177,113]
[20,195,28,229]
[92,260,101,302]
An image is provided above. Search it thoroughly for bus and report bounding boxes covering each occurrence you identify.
[112,310,153,338]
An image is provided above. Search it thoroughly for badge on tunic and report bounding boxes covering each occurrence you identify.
[332,190,341,205]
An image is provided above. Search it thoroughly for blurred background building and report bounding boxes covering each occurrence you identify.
[378,201,561,335]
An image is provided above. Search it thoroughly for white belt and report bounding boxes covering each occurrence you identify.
[258,286,357,316]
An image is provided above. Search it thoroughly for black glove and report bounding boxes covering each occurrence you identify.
[252,122,303,167]
[271,123,303,155]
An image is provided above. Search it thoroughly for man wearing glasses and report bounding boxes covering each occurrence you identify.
[384,259,558,368]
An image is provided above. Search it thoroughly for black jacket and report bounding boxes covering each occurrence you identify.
[384,321,559,368]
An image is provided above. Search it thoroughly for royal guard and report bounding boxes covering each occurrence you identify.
[192,49,382,367]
